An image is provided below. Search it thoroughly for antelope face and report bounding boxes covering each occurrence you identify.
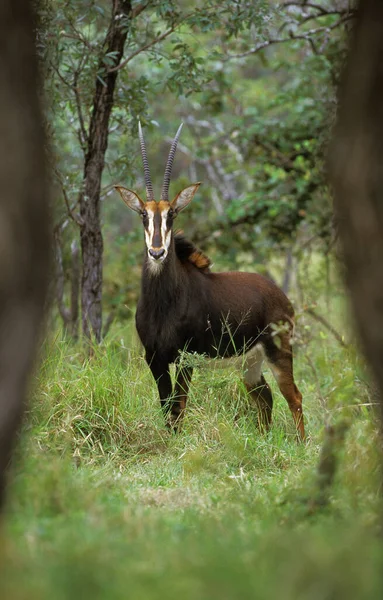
[141,200,173,264]
[115,184,200,271]
[115,121,200,272]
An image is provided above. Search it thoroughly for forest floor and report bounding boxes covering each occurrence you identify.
[1,288,382,599]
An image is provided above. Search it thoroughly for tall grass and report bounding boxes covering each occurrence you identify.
[1,259,382,599]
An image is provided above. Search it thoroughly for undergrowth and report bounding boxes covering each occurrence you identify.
[1,263,382,599]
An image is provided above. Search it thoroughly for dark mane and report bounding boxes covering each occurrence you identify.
[174,232,212,272]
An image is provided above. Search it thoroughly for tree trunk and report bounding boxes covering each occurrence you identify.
[329,0,383,420]
[0,0,50,508]
[54,230,71,329]
[80,0,132,341]
[70,239,80,340]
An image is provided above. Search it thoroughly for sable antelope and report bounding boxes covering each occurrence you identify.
[115,123,305,441]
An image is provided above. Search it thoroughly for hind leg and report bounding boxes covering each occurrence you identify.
[265,336,305,442]
[244,345,273,431]
[245,375,274,431]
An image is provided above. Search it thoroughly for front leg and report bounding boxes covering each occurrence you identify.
[171,365,193,430]
[146,355,173,427]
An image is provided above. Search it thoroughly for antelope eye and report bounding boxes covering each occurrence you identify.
[141,210,148,218]
[168,208,174,218]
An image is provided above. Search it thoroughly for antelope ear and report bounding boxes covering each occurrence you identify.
[114,186,145,213]
[171,183,201,214]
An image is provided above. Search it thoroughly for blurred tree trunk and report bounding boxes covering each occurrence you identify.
[80,0,132,342]
[329,0,383,422]
[0,0,50,508]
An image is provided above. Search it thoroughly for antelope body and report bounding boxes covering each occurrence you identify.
[115,123,305,441]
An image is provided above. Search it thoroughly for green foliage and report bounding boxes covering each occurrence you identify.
[40,0,351,319]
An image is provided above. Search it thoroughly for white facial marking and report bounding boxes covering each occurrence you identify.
[161,210,172,254]
[145,209,155,249]
[145,208,171,275]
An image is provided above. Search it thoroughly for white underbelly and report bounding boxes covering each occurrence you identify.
[204,343,262,368]
[204,343,265,386]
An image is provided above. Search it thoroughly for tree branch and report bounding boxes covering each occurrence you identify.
[305,307,348,349]
[73,71,88,150]
[49,60,89,152]
[108,12,192,73]
[108,26,173,72]
[284,2,356,17]
[59,32,94,52]
[54,168,83,226]
[224,16,352,61]
[131,2,150,19]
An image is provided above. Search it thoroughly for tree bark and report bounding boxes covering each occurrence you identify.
[80,0,132,341]
[70,239,80,340]
[54,230,71,329]
[0,0,50,508]
[54,233,80,340]
[329,0,383,419]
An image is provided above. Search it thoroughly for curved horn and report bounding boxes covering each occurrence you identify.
[160,122,183,201]
[138,120,154,201]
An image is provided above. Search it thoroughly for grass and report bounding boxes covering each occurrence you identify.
[1,273,382,599]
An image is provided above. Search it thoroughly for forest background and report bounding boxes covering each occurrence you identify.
[3,2,382,599]
[47,0,343,338]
